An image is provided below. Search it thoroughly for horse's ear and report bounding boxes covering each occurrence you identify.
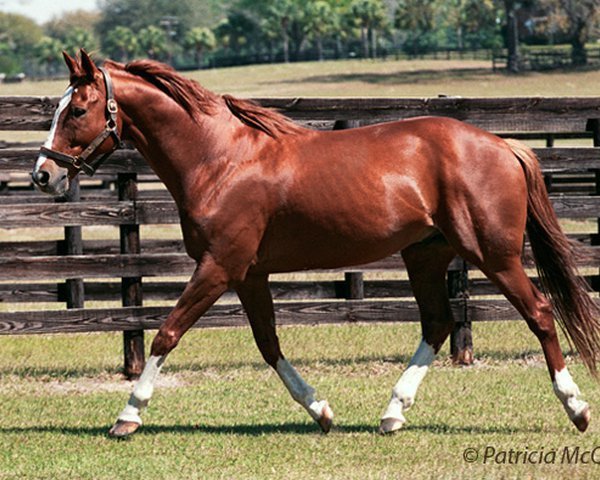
[80,49,100,81]
[62,51,80,80]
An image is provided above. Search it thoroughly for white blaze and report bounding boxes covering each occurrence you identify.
[34,86,74,172]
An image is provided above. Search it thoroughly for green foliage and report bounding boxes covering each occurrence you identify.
[103,26,139,62]
[0,12,43,74]
[2,0,600,75]
[184,27,217,67]
[138,26,169,60]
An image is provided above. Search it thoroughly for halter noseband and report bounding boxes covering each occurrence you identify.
[39,67,121,177]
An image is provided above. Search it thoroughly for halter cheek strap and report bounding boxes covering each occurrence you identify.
[39,67,121,177]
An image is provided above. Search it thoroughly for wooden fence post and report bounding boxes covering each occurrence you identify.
[118,172,145,379]
[588,120,600,304]
[57,177,84,308]
[449,259,472,364]
[345,272,364,300]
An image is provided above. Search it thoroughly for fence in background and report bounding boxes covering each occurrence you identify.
[1,95,600,376]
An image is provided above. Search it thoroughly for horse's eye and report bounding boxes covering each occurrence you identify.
[71,107,87,119]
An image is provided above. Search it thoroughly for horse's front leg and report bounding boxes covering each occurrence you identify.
[236,274,334,432]
[109,254,229,438]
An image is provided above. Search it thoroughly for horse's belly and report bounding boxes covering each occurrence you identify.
[252,213,435,273]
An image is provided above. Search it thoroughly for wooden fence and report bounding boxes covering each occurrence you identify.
[1,95,600,376]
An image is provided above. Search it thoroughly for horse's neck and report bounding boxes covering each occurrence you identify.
[116,81,234,206]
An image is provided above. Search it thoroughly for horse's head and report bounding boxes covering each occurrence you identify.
[32,49,122,196]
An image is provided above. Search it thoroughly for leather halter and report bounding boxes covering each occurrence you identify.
[39,67,121,176]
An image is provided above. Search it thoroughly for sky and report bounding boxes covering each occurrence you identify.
[0,0,98,24]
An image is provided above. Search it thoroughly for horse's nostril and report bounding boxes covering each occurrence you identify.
[32,169,50,186]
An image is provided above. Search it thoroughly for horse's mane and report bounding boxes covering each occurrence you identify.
[222,94,302,138]
[104,59,301,138]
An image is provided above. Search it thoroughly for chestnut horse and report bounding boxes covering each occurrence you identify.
[32,50,599,438]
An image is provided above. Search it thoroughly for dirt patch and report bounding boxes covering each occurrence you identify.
[0,372,189,396]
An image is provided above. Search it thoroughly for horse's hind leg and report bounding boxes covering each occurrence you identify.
[380,235,457,434]
[478,257,590,431]
[235,274,334,432]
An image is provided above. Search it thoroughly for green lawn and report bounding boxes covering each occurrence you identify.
[3,58,600,98]
[0,321,598,479]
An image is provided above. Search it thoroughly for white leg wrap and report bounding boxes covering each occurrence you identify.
[117,355,166,424]
[382,340,435,421]
[276,358,328,421]
[553,368,588,420]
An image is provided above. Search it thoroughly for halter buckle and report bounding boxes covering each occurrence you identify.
[107,99,118,115]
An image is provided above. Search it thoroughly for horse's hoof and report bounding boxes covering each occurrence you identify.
[572,405,591,432]
[108,420,141,438]
[379,416,405,435]
[317,401,334,433]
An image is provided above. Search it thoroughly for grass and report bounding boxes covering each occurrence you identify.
[4,58,600,98]
[0,321,599,480]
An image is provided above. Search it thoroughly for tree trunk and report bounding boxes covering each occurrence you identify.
[334,34,342,59]
[571,20,588,66]
[317,33,324,61]
[505,1,520,73]
[370,28,377,59]
[196,48,205,69]
[361,26,369,59]
[281,17,290,63]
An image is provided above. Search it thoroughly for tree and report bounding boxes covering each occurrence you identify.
[351,0,387,58]
[34,36,63,76]
[184,27,216,68]
[104,26,139,61]
[556,0,599,66]
[439,0,500,51]
[46,10,100,40]
[237,0,311,63]
[306,1,339,61]
[268,0,298,63]
[395,0,436,56]
[0,12,43,74]
[215,11,259,57]
[63,28,98,56]
[502,0,521,72]
[138,25,168,60]
[96,0,195,36]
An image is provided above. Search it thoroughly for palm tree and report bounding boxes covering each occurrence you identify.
[104,26,138,62]
[34,36,63,76]
[395,0,436,57]
[63,28,97,57]
[558,0,599,66]
[350,0,387,58]
[306,1,339,61]
[184,27,216,69]
[138,26,168,60]
[268,0,297,63]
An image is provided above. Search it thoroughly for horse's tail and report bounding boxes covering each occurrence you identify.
[505,138,600,377]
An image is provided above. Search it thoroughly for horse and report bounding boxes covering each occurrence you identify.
[32,49,599,438]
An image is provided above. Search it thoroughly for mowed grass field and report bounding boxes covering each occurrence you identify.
[1,59,600,479]
[4,57,600,98]
[1,322,599,480]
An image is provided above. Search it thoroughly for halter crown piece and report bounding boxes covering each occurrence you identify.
[39,67,121,176]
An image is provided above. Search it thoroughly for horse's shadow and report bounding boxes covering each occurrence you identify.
[0,422,544,437]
